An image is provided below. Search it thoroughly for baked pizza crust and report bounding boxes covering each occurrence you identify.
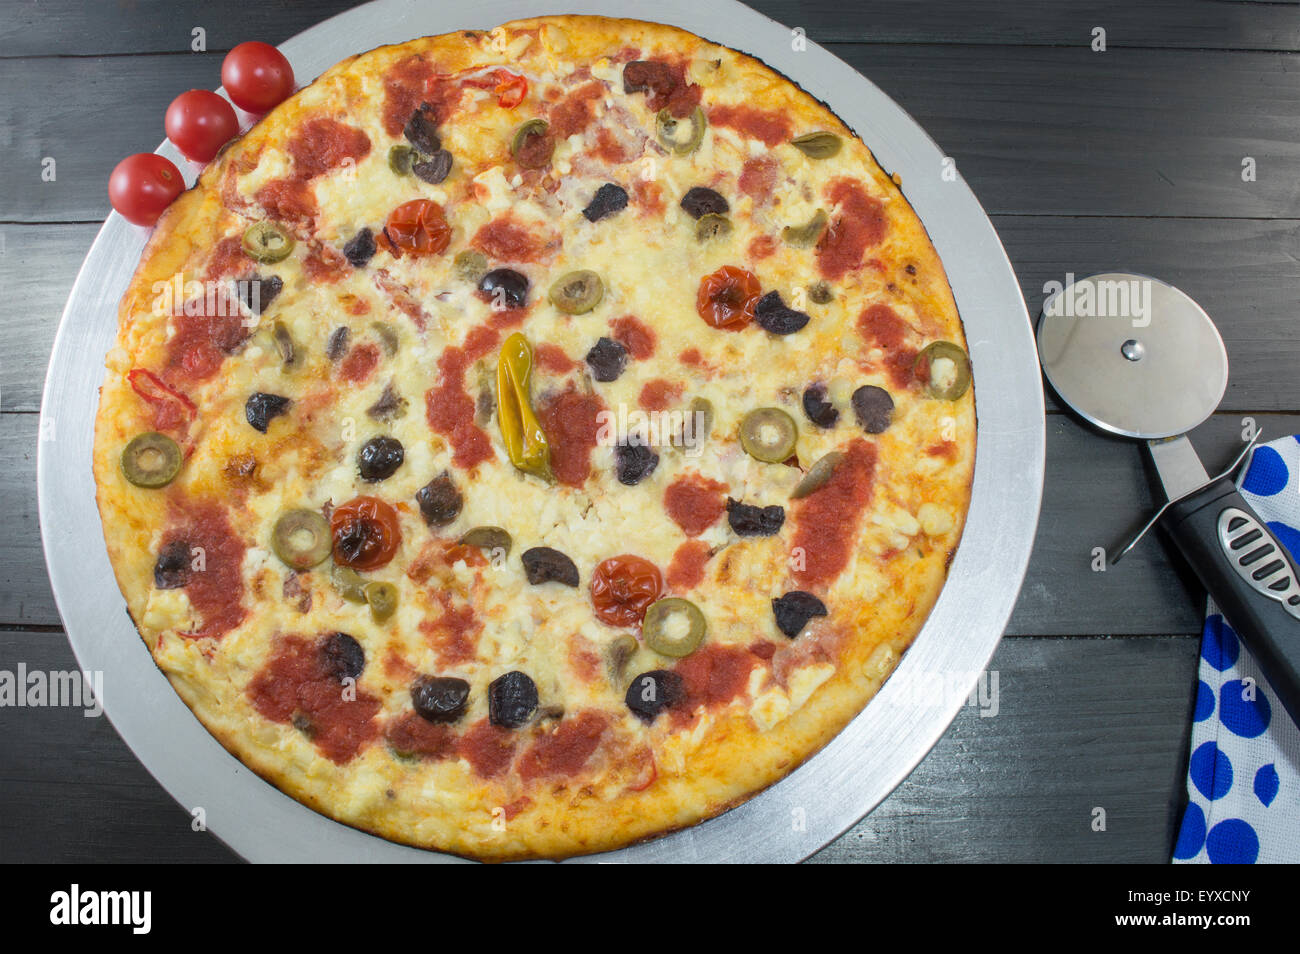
[93,15,974,860]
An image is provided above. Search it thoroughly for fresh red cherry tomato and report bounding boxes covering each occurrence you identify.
[590,555,664,627]
[384,199,451,257]
[696,265,761,330]
[330,496,402,570]
[108,153,184,226]
[165,90,239,163]
[221,41,295,114]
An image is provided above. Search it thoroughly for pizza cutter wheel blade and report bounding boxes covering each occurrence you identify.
[1038,272,1300,727]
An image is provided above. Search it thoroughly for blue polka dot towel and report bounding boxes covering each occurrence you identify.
[1173,436,1300,863]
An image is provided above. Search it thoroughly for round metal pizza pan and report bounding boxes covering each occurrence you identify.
[38,0,1044,863]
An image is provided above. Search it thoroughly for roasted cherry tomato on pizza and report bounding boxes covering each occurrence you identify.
[164,90,239,163]
[221,41,295,114]
[384,199,452,257]
[108,154,184,227]
[590,555,665,628]
[696,265,761,330]
[330,495,402,570]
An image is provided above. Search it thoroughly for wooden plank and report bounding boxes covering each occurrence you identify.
[999,215,1300,414]
[3,46,1299,222]
[2,0,1298,57]
[6,216,1300,412]
[1007,411,1300,636]
[0,626,1197,862]
[0,415,57,628]
[0,627,238,863]
[837,44,1300,219]
[0,224,96,413]
[812,634,1199,863]
[9,410,1298,633]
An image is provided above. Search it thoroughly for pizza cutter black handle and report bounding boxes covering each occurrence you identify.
[1161,478,1300,728]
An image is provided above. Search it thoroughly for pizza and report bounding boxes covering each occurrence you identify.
[92,14,975,860]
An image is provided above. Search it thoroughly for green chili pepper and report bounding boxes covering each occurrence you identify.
[497,332,553,480]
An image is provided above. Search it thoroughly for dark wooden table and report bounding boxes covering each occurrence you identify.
[3,0,1297,863]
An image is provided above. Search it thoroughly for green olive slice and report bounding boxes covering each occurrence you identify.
[459,526,512,558]
[388,144,416,175]
[241,221,294,264]
[548,269,604,314]
[364,581,399,622]
[607,633,640,684]
[271,509,332,570]
[791,131,842,159]
[643,597,707,658]
[781,209,828,249]
[655,106,707,155]
[121,432,182,488]
[739,407,798,463]
[917,341,972,400]
[689,395,714,436]
[331,564,368,603]
[271,320,296,368]
[695,213,732,242]
[791,450,845,499]
[510,119,553,167]
[454,249,489,283]
[370,321,399,356]
[808,280,834,305]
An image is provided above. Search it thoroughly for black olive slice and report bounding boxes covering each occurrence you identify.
[754,291,811,335]
[615,442,659,485]
[326,326,350,361]
[412,150,453,184]
[320,632,365,681]
[585,336,627,382]
[357,436,404,482]
[852,385,895,434]
[488,670,538,728]
[772,591,828,638]
[521,546,579,587]
[726,498,785,536]
[343,227,376,267]
[478,268,529,310]
[366,383,408,422]
[403,104,441,156]
[801,384,839,428]
[412,676,470,724]
[582,183,629,222]
[415,472,463,526]
[153,540,191,589]
[240,273,282,316]
[245,392,291,433]
[680,186,729,219]
[625,670,686,724]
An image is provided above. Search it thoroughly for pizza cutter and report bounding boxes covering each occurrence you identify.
[1038,272,1300,727]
